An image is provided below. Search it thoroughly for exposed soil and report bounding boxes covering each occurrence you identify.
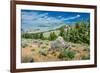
[21,39,90,63]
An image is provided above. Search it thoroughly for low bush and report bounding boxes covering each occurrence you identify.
[21,43,28,48]
[59,49,75,60]
[39,49,47,56]
[31,49,35,51]
[81,55,90,60]
[21,56,34,63]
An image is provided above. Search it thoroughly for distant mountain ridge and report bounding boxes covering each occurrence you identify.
[22,24,69,34]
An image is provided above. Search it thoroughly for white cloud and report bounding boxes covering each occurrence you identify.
[22,11,64,28]
[58,16,62,18]
[61,14,80,21]
[21,11,81,32]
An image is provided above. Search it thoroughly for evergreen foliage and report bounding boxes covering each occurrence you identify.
[48,32,57,41]
[22,21,90,44]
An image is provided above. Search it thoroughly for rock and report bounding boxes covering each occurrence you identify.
[32,40,41,47]
[32,40,38,44]
[50,36,66,50]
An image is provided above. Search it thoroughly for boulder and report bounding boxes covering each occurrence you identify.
[50,36,66,50]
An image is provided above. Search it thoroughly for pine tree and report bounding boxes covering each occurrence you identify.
[40,33,43,39]
[49,32,57,41]
[59,26,65,37]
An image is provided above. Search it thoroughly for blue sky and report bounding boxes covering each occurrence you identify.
[21,10,90,32]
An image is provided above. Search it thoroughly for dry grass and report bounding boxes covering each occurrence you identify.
[21,39,90,63]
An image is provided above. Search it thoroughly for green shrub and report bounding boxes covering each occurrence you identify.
[39,49,47,56]
[45,42,48,45]
[41,45,47,49]
[21,43,28,48]
[81,55,90,60]
[21,56,34,63]
[48,32,57,41]
[59,49,75,60]
[59,26,65,37]
[64,21,90,44]
[31,49,35,51]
